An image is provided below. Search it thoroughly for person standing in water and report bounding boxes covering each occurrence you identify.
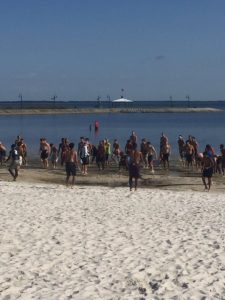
[94,120,100,131]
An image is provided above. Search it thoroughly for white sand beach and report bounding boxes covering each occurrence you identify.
[1,181,225,299]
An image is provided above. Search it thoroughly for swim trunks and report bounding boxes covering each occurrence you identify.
[203,167,213,178]
[41,150,49,160]
[129,164,140,178]
[65,162,76,176]
[148,155,153,162]
[81,156,89,165]
[162,153,169,161]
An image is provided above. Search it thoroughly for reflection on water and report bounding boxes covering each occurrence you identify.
[0,112,224,156]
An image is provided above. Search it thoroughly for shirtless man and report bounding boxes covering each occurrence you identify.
[65,142,78,187]
[140,138,148,168]
[192,137,199,164]
[59,138,67,166]
[160,133,168,151]
[129,144,143,166]
[161,141,171,170]
[96,140,105,171]
[201,151,214,191]
[112,139,120,165]
[130,131,137,147]
[128,144,143,191]
[39,138,51,168]
[146,141,157,173]
[160,133,168,161]
[185,141,195,168]
[16,139,27,166]
[187,135,199,164]
[125,139,133,156]
[20,138,27,165]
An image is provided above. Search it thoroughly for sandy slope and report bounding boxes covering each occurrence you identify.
[1,182,225,299]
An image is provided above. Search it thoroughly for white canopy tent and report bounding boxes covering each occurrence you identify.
[112,98,134,103]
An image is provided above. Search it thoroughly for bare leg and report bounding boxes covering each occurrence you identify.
[8,168,15,179]
[84,165,88,175]
[14,168,18,181]
[129,175,133,191]
[134,177,138,190]
[208,177,212,190]
[66,175,70,186]
[202,176,208,190]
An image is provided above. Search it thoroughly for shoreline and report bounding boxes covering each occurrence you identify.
[1,158,224,193]
[0,107,223,115]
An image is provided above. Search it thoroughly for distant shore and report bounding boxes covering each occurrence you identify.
[0,107,223,115]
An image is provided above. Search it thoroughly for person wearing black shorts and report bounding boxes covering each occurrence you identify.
[65,143,78,187]
[202,151,214,191]
[128,161,140,191]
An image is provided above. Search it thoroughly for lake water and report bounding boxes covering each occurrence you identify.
[0,112,224,156]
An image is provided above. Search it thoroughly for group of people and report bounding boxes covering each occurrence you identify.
[1,132,225,191]
[177,135,225,190]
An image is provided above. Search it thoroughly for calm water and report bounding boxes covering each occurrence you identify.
[0,112,224,156]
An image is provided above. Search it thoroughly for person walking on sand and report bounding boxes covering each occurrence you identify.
[128,160,140,191]
[202,151,214,191]
[65,142,78,187]
[5,144,21,181]
[128,144,143,191]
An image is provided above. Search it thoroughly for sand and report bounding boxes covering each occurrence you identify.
[0,107,223,115]
[1,162,225,299]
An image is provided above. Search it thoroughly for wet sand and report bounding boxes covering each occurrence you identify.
[0,158,224,192]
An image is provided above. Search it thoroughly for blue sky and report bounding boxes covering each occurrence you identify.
[0,0,225,101]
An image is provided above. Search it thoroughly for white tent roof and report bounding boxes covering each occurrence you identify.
[112,98,133,103]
